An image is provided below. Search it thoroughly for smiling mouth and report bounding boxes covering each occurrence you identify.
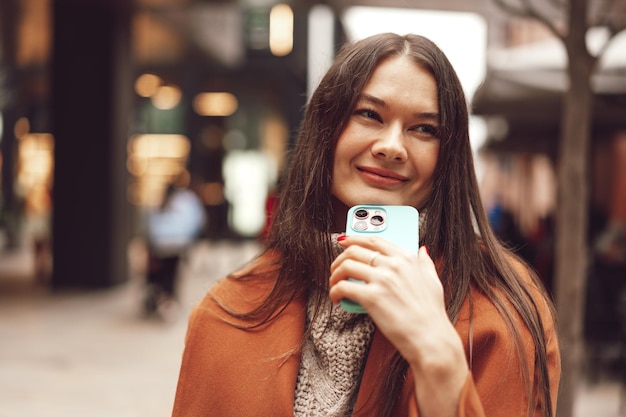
[358,167,409,184]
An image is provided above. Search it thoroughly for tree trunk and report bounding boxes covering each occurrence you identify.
[554,0,595,415]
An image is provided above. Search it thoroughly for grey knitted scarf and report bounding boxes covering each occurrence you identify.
[293,234,376,417]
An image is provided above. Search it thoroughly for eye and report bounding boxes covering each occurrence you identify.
[412,124,439,137]
[354,108,382,123]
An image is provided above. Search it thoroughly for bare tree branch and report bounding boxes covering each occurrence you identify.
[492,0,530,17]
[547,0,567,11]
[520,0,567,39]
[607,0,626,33]
[493,0,565,40]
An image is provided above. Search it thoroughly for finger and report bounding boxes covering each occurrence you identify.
[329,257,377,287]
[338,235,421,264]
[367,251,381,267]
[328,276,371,305]
[336,234,396,256]
[331,245,384,273]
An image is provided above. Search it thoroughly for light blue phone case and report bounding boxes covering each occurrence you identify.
[340,205,420,314]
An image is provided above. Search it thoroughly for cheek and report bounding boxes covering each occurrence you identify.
[414,145,440,178]
[332,133,357,172]
[423,157,438,179]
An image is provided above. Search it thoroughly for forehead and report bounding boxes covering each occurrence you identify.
[361,55,438,108]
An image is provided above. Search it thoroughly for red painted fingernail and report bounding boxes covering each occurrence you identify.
[337,235,347,242]
[424,246,430,255]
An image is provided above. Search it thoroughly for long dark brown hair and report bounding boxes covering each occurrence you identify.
[226,33,557,417]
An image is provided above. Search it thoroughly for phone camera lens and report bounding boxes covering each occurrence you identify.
[370,215,384,226]
[354,220,368,231]
[355,209,368,219]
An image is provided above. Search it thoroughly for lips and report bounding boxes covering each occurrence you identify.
[357,166,409,185]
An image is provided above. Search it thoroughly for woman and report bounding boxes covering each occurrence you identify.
[173,33,560,416]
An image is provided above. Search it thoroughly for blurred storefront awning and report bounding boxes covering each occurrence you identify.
[472,67,626,155]
[472,31,626,155]
[473,68,626,125]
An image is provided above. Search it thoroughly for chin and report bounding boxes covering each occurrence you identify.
[335,191,411,208]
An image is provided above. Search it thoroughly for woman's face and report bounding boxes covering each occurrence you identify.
[331,55,440,210]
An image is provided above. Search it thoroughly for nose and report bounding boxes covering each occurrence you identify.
[371,125,407,162]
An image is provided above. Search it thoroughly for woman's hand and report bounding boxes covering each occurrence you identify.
[329,235,450,363]
[329,235,468,417]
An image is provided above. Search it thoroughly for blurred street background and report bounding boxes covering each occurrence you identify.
[1,0,625,416]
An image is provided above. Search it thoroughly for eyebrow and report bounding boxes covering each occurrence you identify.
[357,93,440,122]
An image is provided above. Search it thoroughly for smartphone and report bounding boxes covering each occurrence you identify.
[340,205,420,314]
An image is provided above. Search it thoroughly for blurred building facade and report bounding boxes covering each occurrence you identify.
[0,0,624,303]
[0,0,342,288]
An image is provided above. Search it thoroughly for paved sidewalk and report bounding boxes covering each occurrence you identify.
[0,240,262,417]
[0,239,624,417]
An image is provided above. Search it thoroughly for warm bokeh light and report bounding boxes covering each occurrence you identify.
[17,0,51,66]
[193,92,238,116]
[269,3,293,56]
[201,182,225,206]
[261,113,288,174]
[128,134,190,158]
[151,85,182,110]
[127,134,191,206]
[134,73,163,97]
[16,133,54,215]
[14,117,31,139]
[132,11,186,64]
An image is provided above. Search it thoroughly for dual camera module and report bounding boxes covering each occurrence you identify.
[351,207,387,232]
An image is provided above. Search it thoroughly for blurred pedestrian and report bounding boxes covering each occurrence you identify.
[594,132,626,263]
[143,177,205,320]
